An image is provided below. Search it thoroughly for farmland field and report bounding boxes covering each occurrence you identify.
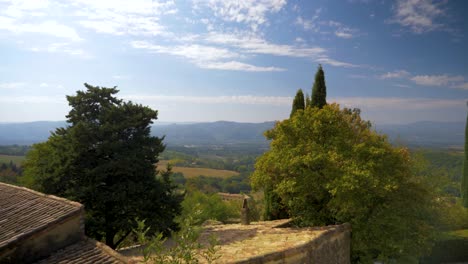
[0,155,25,165]
[158,160,239,179]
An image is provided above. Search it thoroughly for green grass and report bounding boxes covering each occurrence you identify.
[158,160,239,179]
[0,155,25,165]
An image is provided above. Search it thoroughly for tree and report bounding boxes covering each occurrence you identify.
[290,89,305,117]
[22,83,182,249]
[311,64,327,108]
[305,93,311,108]
[251,104,437,262]
[463,109,468,207]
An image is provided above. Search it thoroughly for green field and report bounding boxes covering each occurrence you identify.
[0,155,25,165]
[158,160,239,179]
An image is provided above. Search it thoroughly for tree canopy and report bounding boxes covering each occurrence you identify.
[290,89,305,117]
[251,104,438,262]
[311,64,327,109]
[22,83,182,249]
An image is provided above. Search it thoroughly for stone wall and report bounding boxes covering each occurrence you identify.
[234,223,351,264]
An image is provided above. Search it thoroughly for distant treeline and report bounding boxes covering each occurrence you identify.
[0,145,30,156]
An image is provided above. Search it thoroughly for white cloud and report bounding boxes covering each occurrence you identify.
[28,42,91,58]
[295,16,314,31]
[112,75,132,80]
[131,41,282,72]
[334,97,465,110]
[39,82,49,87]
[72,0,176,37]
[197,61,285,72]
[411,74,464,87]
[316,57,358,68]
[131,41,239,61]
[326,20,358,39]
[0,19,82,41]
[197,0,287,30]
[204,32,326,58]
[0,82,26,89]
[390,0,445,33]
[379,70,410,79]
[125,95,292,105]
[123,95,465,112]
[335,30,353,39]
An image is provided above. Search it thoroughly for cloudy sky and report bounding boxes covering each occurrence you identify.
[0,0,467,124]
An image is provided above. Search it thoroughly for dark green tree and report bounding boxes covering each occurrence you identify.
[290,89,305,117]
[463,108,468,207]
[305,93,311,108]
[22,83,182,249]
[311,64,327,109]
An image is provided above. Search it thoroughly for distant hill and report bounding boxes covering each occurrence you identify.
[151,121,275,145]
[376,121,464,148]
[0,120,464,148]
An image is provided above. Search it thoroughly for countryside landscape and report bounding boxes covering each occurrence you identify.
[1,0,467,263]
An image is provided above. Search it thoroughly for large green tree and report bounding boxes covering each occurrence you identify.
[311,64,327,109]
[22,84,182,249]
[463,109,468,207]
[251,104,437,262]
[290,89,305,117]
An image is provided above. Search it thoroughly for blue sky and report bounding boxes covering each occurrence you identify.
[0,0,467,124]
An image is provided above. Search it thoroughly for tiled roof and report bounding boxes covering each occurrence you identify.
[36,239,127,264]
[0,183,82,249]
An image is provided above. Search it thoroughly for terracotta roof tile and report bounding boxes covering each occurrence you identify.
[0,183,82,249]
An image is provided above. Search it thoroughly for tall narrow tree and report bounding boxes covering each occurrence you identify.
[290,89,305,117]
[462,106,468,207]
[311,65,327,109]
[305,93,311,108]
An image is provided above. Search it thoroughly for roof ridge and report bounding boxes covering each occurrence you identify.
[0,182,82,209]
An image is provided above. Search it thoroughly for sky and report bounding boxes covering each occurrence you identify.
[0,0,467,124]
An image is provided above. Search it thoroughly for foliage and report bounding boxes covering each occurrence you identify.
[412,149,462,197]
[0,145,30,156]
[251,104,438,262]
[134,206,221,264]
[290,89,305,117]
[22,83,182,249]
[463,112,468,207]
[311,64,327,109]
[184,174,251,194]
[180,191,240,225]
[0,160,22,184]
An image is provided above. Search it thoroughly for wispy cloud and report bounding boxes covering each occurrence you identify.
[0,82,26,89]
[204,32,326,58]
[316,57,358,68]
[28,42,91,58]
[379,70,410,79]
[131,41,283,72]
[390,0,446,34]
[195,0,287,31]
[411,74,464,87]
[334,97,465,110]
[0,18,82,41]
[125,95,292,105]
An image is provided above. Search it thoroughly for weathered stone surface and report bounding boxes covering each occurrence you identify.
[123,219,351,264]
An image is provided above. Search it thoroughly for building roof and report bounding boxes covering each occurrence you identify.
[0,182,82,249]
[35,238,127,264]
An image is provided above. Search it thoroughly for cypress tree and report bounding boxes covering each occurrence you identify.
[305,93,311,108]
[290,89,305,117]
[311,64,327,109]
[463,108,468,207]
